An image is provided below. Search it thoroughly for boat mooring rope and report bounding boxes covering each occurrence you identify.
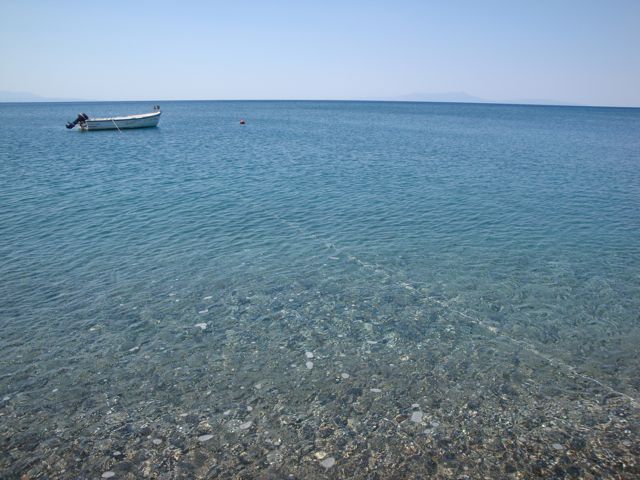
[111,119,122,133]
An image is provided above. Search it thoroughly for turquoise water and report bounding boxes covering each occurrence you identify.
[1,101,639,478]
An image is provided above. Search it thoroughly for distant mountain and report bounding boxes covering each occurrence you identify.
[382,91,579,107]
[0,90,85,102]
[507,98,579,106]
[0,89,583,107]
[388,91,489,103]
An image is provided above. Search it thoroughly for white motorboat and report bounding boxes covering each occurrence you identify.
[66,106,161,131]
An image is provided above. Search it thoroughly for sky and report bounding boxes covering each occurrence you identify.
[1,1,639,106]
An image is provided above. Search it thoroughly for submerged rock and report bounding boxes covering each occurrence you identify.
[320,457,336,469]
[314,451,328,460]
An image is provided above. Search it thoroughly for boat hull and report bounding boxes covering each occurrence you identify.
[80,111,161,131]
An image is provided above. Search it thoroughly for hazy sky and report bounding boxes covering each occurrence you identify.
[1,1,639,106]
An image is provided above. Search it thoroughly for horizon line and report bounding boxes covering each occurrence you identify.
[1,98,639,109]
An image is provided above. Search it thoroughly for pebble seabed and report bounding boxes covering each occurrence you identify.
[1,258,638,480]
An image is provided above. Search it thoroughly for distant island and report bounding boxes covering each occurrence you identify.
[381,91,578,106]
[0,90,85,103]
[0,89,578,106]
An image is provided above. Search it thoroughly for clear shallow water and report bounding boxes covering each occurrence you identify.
[1,100,639,478]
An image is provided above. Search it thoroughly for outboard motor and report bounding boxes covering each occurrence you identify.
[66,113,89,129]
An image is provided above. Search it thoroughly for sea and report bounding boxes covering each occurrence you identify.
[1,100,639,479]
